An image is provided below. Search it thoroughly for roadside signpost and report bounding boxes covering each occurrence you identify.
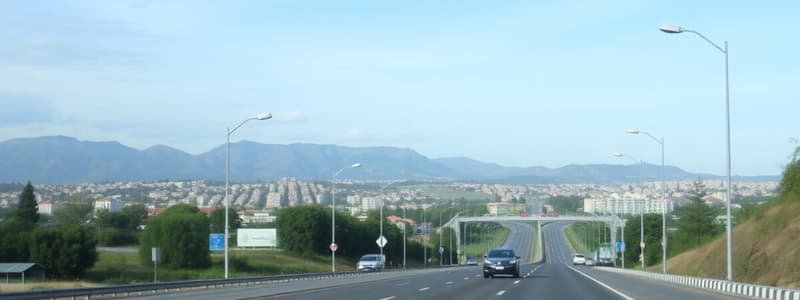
[330,243,338,252]
[151,247,160,283]
[210,234,225,251]
[376,235,387,248]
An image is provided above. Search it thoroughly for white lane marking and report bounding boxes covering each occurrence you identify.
[379,297,396,300]
[497,290,506,296]
[419,287,430,291]
[445,281,454,285]
[395,282,409,286]
[464,277,470,280]
[568,266,635,300]
[513,280,520,284]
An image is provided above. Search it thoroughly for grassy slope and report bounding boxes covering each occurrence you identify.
[661,199,800,288]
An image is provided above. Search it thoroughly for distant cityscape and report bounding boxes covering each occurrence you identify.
[0,179,779,220]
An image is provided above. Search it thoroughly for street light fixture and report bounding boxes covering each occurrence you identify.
[626,129,667,274]
[660,23,733,282]
[225,112,272,279]
[378,181,398,267]
[331,163,361,272]
[613,152,645,270]
[438,207,453,266]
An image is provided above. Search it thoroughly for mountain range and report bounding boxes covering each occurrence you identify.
[0,136,778,185]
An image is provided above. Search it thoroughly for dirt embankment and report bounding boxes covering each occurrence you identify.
[664,200,800,288]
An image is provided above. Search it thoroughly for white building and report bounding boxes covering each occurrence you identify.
[361,197,381,211]
[583,193,671,215]
[38,200,64,215]
[94,198,124,213]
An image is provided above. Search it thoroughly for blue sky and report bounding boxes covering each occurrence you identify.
[0,0,797,176]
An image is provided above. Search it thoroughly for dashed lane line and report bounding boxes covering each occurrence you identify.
[513,280,520,284]
[379,297,396,300]
[418,287,431,292]
[445,281,454,285]
[497,290,506,296]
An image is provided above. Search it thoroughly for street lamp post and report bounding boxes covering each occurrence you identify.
[331,163,361,272]
[422,209,427,268]
[438,207,452,266]
[225,112,272,279]
[627,129,666,274]
[403,195,407,269]
[378,182,398,264]
[660,24,733,281]
[613,152,645,270]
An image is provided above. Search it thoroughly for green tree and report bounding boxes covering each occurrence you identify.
[622,213,664,267]
[276,205,331,256]
[138,204,211,269]
[780,146,800,200]
[29,225,97,278]
[674,181,719,250]
[14,182,39,225]
[53,201,93,226]
[209,208,241,234]
[0,217,32,262]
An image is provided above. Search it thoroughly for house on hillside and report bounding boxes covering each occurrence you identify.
[94,197,124,213]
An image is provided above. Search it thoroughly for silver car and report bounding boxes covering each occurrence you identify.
[356,254,385,272]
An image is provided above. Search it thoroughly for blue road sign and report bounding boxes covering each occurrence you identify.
[439,246,444,254]
[615,241,623,252]
[210,234,225,251]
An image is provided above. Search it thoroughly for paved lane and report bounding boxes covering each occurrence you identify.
[122,220,755,300]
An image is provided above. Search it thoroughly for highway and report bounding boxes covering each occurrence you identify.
[124,221,754,300]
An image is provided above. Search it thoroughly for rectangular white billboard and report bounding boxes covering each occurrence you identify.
[237,228,277,247]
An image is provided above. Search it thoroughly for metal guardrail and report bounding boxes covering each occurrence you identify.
[596,267,800,300]
[0,271,364,300]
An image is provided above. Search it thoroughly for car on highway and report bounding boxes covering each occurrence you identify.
[572,253,586,265]
[483,247,520,278]
[466,256,478,265]
[585,258,595,266]
[356,254,385,272]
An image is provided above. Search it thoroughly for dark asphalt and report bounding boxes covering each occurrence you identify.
[124,221,754,300]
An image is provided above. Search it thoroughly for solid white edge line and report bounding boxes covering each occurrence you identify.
[379,297,396,300]
[568,266,635,300]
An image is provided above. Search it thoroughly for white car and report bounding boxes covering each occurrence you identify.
[572,253,586,265]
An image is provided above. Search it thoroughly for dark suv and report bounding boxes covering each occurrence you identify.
[483,247,520,278]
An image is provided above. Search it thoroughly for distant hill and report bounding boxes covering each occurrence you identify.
[0,136,779,184]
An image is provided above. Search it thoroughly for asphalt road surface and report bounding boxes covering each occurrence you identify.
[125,221,754,300]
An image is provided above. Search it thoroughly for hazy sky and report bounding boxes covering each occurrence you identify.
[0,1,797,176]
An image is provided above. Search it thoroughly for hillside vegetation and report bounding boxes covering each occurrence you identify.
[664,148,800,288]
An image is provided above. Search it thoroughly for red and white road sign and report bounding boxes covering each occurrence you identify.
[330,243,338,252]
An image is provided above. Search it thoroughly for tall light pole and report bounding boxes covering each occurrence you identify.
[422,208,427,268]
[613,152,645,270]
[438,207,452,266]
[225,112,272,279]
[402,193,407,269]
[331,163,361,272]
[378,181,398,263]
[660,24,733,281]
[627,129,666,274]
